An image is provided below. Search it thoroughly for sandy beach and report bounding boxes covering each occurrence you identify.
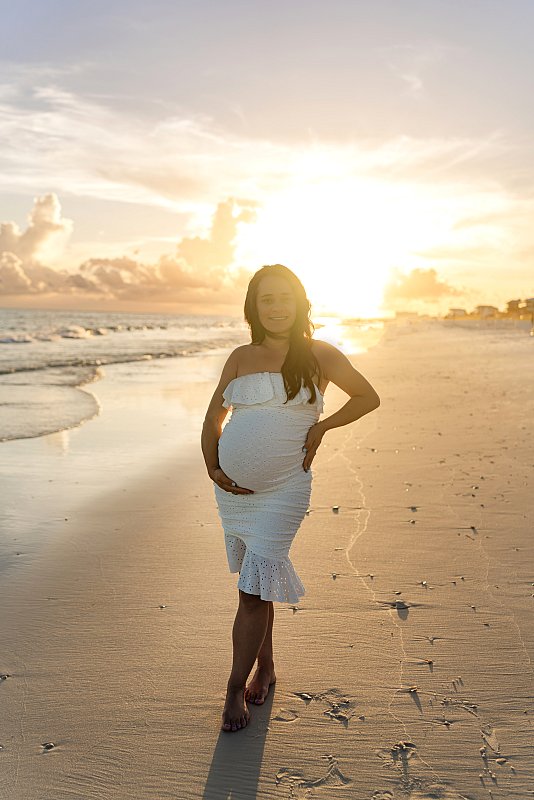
[1,319,533,799]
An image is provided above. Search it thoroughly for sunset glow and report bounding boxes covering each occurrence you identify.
[233,176,491,317]
[1,2,532,317]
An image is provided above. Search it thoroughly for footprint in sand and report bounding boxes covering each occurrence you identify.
[323,698,357,727]
[276,754,352,796]
[481,725,501,753]
[273,708,299,723]
[292,688,358,727]
[376,740,417,765]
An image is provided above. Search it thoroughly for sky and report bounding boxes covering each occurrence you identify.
[1,0,533,318]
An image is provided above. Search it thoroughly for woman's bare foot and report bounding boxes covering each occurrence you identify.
[245,662,277,705]
[221,685,250,732]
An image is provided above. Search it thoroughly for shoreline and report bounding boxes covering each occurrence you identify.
[1,314,531,445]
[0,349,231,576]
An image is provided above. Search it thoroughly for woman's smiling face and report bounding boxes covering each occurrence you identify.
[255,274,297,335]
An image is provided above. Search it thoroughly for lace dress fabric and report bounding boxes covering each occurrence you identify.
[214,371,323,603]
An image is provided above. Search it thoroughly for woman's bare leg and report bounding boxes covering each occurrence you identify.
[221,590,270,732]
[245,601,277,705]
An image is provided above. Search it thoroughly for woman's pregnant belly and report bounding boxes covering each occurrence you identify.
[218,407,316,492]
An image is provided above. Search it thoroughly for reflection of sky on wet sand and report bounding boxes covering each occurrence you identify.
[0,352,223,574]
[314,317,385,355]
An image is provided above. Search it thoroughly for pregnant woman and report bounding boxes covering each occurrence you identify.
[201,264,380,733]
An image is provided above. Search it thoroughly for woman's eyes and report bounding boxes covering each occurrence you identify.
[262,297,294,305]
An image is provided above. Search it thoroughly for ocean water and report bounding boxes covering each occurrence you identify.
[0,308,248,442]
[0,308,391,443]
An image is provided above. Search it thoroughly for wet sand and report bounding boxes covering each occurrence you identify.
[1,319,533,799]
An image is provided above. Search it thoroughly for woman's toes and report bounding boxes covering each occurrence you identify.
[222,721,231,731]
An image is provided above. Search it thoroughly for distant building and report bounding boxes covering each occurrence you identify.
[475,305,499,318]
[445,308,468,319]
[519,298,534,318]
[444,298,533,324]
[394,311,421,319]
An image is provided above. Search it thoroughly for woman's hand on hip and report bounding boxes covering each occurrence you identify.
[302,422,326,472]
[209,467,254,494]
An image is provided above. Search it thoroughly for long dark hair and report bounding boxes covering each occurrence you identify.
[244,264,321,404]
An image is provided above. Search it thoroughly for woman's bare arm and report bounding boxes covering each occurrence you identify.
[317,340,380,430]
[302,341,380,471]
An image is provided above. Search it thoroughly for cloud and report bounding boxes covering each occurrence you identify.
[0,253,32,293]
[0,193,256,304]
[0,252,72,295]
[0,72,294,208]
[0,193,73,263]
[383,267,462,307]
[178,202,255,270]
[398,72,424,98]
[379,42,457,100]
[377,41,473,103]
[1,66,531,210]
[2,68,533,311]
[0,194,76,295]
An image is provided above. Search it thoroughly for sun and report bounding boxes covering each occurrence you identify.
[234,177,446,318]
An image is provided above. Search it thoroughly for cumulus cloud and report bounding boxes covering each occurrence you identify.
[0,192,256,305]
[0,193,73,263]
[0,254,76,295]
[178,202,256,270]
[0,252,32,293]
[383,267,462,307]
[0,194,76,295]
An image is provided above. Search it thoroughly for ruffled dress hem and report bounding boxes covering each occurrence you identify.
[232,545,305,604]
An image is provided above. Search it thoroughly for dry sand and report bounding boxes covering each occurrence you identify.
[1,319,533,799]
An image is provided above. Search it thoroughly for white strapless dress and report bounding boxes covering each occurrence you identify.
[214,371,324,603]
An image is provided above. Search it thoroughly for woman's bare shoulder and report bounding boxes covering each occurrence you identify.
[311,338,330,353]
[310,337,337,363]
[232,343,261,367]
[222,343,256,373]
[229,343,256,364]
[234,343,257,355]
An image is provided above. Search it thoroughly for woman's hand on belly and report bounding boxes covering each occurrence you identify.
[209,467,254,495]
